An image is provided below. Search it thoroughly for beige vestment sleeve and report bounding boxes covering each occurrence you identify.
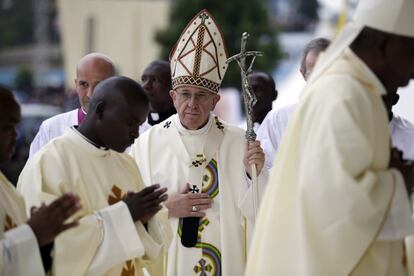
[0,224,45,276]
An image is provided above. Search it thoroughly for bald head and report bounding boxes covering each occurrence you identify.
[90,76,149,110]
[75,53,116,112]
[76,53,115,75]
[81,76,149,152]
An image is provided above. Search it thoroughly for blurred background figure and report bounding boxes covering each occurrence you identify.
[237,71,278,132]
[249,72,278,127]
[257,37,330,169]
[139,60,175,133]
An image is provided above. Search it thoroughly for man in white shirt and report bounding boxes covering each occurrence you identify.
[29,53,115,157]
[382,92,414,160]
[257,37,330,169]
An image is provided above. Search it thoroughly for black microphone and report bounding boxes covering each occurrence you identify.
[181,217,200,247]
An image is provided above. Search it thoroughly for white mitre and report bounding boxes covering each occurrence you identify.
[169,9,228,94]
[308,0,414,84]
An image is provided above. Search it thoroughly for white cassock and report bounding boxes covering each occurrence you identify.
[0,172,45,276]
[390,115,414,160]
[389,115,414,275]
[131,114,268,276]
[237,121,261,134]
[29,108,79,157]
[256,104,295,169]
[246,49,414,276]
[18,127,167,276]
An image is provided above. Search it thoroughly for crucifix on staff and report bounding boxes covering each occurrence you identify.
[226,32,263,219]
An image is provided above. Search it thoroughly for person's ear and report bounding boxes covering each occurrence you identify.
[211,94,221,110]
[169,90,176,101]
[95,101,105,120]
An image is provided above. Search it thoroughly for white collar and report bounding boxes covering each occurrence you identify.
[174,114,213,136]
[71,126,108,151]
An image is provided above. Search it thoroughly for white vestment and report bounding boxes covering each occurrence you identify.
[246,49,414,276]
[18,127,166,276]
[0,172,44,276]
[131,114,268,276]
[259,105,414,168]
[29,108,79,157]
[389,115,414,275]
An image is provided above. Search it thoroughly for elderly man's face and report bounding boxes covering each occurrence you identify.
[169,87,220,130]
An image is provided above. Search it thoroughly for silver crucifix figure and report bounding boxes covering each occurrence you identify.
[226,32,263,219]
[226,32,263,142]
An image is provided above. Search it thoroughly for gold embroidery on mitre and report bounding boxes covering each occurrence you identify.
[121,260,135,276]
[108,185,126,205]
[4,214,17,232]
[169,10,228,94]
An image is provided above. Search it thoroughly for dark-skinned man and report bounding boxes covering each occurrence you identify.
[247,0,414,275]
[0,86,81,275]
[239,71,278,132]
[139,60,176,133]
[18,77,168,276]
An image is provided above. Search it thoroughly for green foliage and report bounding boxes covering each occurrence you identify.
[15,66,33,91]
[155,0,282,88]
[0,0,34,48]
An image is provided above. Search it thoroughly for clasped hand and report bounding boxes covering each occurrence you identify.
[165,183,213,218]
[123,184,168,224]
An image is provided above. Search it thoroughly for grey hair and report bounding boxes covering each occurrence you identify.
[300,38,331,74]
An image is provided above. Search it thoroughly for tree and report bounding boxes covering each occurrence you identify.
[0,0,34,48]
[156,0,282,88]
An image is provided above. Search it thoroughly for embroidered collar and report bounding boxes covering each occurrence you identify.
[174,114,213,136]
[71,126,109,151]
